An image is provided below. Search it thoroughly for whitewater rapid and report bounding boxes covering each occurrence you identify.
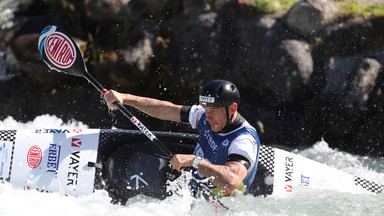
[0,115,383,216]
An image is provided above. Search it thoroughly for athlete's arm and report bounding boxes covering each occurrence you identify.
[170,154,248,193]
[104,90,182,122]
[198,159,248,193]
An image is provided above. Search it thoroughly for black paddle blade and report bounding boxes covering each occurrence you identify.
[38,25,87,77]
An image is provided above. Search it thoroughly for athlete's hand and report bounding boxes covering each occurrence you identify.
[104,90,124,110]
[170,154,196,172]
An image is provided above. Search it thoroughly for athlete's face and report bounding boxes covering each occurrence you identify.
[204,106,227,132]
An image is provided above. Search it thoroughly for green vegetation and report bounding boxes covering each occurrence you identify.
[336,1,384,18]
[309,37,324,53]
[244,0,384,18]
[249,0,299,13]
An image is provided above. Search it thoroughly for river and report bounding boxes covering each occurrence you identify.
[1,1,384,215]
[0,115,383,216]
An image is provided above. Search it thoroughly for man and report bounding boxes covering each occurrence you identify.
[104,79,260,196]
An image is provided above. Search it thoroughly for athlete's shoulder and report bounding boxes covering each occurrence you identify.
[189,105,205,128]
[237,122,260,145]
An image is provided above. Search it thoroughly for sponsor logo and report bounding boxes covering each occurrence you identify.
[35,129,70,134]
[284,184,293,192]
[301,174,310,186]
[199,95,215,104]
[44,32,76,68]
[130,173,149,189]
[27,145,43,169]
[203,130,218,151]
[0,143,6,157]
[222,139,229,147]
[0,143,8,176]
[71,138,82,147]
[210,200,224,214]
[24,186,53,193]
[73,129,82,133]
[46,143,61,173]
[284,156,293,192]
[130,117,156,141]
[67,151,80,186]
[67,137,82,186]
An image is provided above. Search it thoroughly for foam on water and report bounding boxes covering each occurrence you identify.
[0,115,383,216]
[0,114,89,129]
[294,139,384,185]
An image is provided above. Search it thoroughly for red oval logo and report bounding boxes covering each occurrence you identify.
[44,32,77,68]
[27,145,42,169]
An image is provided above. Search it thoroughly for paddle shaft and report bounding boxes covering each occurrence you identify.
[86,72,228,210]
[83,72,173,160]
[39,25,227,212]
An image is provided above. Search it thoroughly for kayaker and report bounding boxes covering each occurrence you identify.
[104,79,260,196]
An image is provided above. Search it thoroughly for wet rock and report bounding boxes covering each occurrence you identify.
[321,16,384,56]
[2,0,384,156]
[339,58,381,111]
[284,0,339,37]
[262,39,313,103]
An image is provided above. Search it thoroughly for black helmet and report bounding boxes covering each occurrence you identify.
[199,80,240,107]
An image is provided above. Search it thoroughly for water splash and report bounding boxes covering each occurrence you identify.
[0,1,19,81]
[0,8,15,30]
[165,170,221,215]
[295,139,384,185]
[0,116,384,215]
[0,114,89,129]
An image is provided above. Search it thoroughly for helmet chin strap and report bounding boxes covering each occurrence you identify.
[218,103,237,133]
[222,106,234,132]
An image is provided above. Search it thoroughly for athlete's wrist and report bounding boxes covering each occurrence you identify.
[192,154,204,168]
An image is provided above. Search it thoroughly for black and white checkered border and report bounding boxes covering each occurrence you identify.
[259,145,275,176]
[0,130,16,181]
[355,176,384,195]
[0,130,16,142]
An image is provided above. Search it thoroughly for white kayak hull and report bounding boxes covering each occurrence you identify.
[0,129,382,201]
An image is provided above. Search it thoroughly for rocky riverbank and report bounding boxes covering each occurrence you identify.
[1,0,384,156]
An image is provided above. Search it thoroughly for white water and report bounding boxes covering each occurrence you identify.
[1,0,384,214]
[0,115,383,216]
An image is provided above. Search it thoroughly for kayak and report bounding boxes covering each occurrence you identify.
[0,129,382,204]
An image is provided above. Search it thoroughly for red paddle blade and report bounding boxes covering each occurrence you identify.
[38,25,87,77]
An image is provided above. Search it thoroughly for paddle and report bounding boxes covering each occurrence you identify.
[37,25,172,160]
[38,25,228,212]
